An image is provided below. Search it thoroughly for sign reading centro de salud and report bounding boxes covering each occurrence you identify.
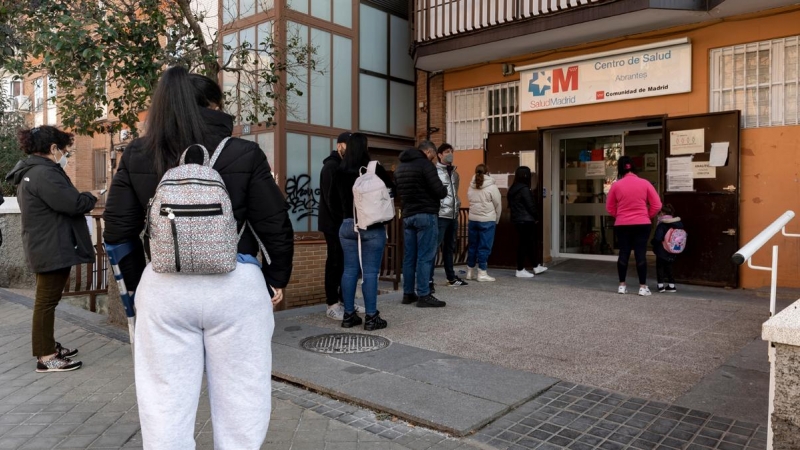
[519,43,692,112]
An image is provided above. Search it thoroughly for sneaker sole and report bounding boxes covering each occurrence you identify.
[36,364,82,373]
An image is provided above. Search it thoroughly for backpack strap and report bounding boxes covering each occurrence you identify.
[209,137,232,168]
[238,221,272,265]
[179,144,210,166]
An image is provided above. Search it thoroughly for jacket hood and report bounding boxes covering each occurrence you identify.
[660,215,682,224]
[323,150,342,165]
[6,156,56,185]
[470,174,496,189]
[400,147,428,162]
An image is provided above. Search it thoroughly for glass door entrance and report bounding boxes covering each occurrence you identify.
[560,135,621,255]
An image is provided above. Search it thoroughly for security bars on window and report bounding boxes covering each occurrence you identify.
[446,81,519,150]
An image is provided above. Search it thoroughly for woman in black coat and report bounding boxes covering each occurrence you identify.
[507,166,547,278]
[5,126,100,373]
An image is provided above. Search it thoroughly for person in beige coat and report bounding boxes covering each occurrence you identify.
[466,164,502,282]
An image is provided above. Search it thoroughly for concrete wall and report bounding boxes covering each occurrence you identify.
[772,343,800,449]
[432,6,800,288]
[0,199,36,289]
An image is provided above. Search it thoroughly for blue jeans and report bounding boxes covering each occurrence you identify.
[339,219,386,315]
[467,221,496,270]
[430,217,457,283]
[402,213,438,297]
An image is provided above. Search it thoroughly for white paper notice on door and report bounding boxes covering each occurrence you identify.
[692,162,716,179]
[519,151,537,173]
[667,173,694,192]
[494,173,510,189]
[670,129,705,155]
[709,142,729,167]
[667,156,693,174]
[585,161,606,177]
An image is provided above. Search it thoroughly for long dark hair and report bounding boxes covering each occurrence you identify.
[474,164,488,189]
[141,66,223,177]
[341,133,370,173]
[617,155,635,178]
[514,166,532,188]
[17,126,74,155]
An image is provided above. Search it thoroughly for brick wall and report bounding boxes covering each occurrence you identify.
[416,70,447,144]
[282,240,327,309]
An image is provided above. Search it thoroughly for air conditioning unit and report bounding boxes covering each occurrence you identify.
[13,95,31,111]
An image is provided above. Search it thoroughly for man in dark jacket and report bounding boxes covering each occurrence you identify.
[318,132,364,320]
[430,143,467,288]
[394,140,447,308]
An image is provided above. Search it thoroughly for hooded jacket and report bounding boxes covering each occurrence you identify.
[652,215,684,261]
[436,162,460,220]
[103,108,294,291]
[5,155,97,273]
[318,150,342,234]
[507,182,537,224]
[606,173,662,225]
[394,148,447,218]
[467,174,502,223]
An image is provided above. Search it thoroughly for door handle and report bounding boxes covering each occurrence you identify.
[722,228,736,236]
[723,185,736,192]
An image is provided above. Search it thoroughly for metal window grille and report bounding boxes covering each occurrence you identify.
[710,36,800,128]
[446,81,519,150]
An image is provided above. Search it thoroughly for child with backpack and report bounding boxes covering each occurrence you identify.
[651,204,685,293]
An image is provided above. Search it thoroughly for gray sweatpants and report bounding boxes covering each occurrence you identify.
[134,263,274,450]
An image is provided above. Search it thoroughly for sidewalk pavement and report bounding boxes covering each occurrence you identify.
[1,258,784,449]
[0,290,478,450]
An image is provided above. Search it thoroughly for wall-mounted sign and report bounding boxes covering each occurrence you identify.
[518,42,692,112]
[692,162,716,179]
[670,128,705,155]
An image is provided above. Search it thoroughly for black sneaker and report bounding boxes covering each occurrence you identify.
[657,284,666,293]
[665,285,677,293]
[55,342,78,358]
[417,294,446,308]
[364,312,387,331]
[447,277,468,286]
[36,356,82,373]
[429,282,436,294]
[402,293,418,304]
[341,312,363,328]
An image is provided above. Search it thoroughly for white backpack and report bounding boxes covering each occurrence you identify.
[352,161,395,231]
[146,137,269,274]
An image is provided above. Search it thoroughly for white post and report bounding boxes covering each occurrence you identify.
[766,244,778,450]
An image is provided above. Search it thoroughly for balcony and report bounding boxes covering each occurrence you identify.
[412,0,798,71]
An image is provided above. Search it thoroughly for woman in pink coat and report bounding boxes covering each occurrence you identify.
[606,156,662,296]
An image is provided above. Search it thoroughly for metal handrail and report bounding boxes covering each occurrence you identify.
[731,209,800,450]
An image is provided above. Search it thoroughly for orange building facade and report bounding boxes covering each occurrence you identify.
[414,1,800,289]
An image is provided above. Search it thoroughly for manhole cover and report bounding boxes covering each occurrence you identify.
[300,333,390,354]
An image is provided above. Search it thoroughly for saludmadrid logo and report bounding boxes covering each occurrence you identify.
[529,96,577,109]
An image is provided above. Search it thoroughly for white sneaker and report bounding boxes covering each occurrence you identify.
[326,304,344,321]
[337,301,365,314]
[476,269,496,282]
[533,265,548,275]
[617,285,628,294]
[638,286,652,296]
[466,267,476,280]
[515,269,534,278]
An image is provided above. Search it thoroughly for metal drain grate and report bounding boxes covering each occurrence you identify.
[300,333,390,354]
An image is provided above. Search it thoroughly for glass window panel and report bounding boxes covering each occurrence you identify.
[333,35,352,129]
[310,29,331,126]
[287,22,309,123]
[311,0,331,21]
[786,84,798,124]
[758,50,770,84]
[257,132,275,170]
[286,133,310,232]
[332,0,351,28]
[222,32,236,67]
[34,77,43,110]
[241,0,255,17]
[222,70,239,119]
[359,4,387,74]
[785,44,798,81]
[240,26,256,50]
[223,0,236,23]
[359,74,387,133]
[389,15,414,81]
[288,0,308,14]
[259,0,275,12]
[256,23,273,123]
[240,134,256,142]
[310,136,331,231]
[47,78,57,108]
[389,82,414,137]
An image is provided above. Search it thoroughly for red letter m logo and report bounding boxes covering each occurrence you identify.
[553,66,579,93]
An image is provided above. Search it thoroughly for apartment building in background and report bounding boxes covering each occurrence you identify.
[413,0,800,289]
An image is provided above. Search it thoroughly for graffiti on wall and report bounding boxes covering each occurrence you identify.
[285,174,320,220]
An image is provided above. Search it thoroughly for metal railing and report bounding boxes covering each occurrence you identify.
[413,0,606,43]
[731,210,800,450]
[63,214,109,312]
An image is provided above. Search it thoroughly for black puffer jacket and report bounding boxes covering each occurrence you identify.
[103,108,294,290]
[508,182,538,224]
[318,150,342,234]
[5,156,97,272]
[394,148,446,218]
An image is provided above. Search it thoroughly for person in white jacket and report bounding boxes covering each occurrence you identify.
[466,164,501,282]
